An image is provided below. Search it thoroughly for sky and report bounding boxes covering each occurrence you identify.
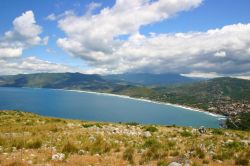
[0,0,250,79]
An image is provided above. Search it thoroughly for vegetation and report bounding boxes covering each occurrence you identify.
[226,112,250,130]
[0,110,249,165]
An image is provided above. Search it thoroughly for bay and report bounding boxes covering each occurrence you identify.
[0,87,224,128]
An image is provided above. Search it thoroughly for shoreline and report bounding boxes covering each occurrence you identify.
[16,87,226,119]
[63,89,226,119]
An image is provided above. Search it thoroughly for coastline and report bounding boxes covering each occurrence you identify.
[17,86,225,119]
[63,89,226,119]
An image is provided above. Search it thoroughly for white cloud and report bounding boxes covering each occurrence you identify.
[0,11,47,59]
[0,48,23,58]
[86,2,102,15]
[46,13,57,21]
[0,56,84,75]
[214,51,226,57]
[181,71,221,79]
[57,0,202,62]
[57,0,250,78]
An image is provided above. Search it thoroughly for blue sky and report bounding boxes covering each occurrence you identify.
[0,0,250,78]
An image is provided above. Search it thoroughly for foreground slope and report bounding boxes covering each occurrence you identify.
[0,111,249,166]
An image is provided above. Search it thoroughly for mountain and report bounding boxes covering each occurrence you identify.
[103,73,198,86]
[0,73,131,91]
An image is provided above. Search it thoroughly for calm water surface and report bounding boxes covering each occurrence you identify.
[0,87,224,128]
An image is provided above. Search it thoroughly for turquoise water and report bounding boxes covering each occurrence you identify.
[0,87,223,128]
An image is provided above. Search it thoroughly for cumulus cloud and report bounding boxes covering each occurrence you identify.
[0,56,84,75]
[55,0,250,79]
[0,11,47,59]
[57,0,202,61]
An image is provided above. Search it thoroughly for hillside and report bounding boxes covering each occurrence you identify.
[0,73,131,92]
[103,73,197,86]
[152,77,250,116]
[0,110,249,166]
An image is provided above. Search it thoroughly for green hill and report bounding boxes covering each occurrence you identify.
[0,73,130,92]
[152,77,250,115]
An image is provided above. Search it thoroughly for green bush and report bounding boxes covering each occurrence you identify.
[143,138,160,148]
[225,141,243,152]
[144,126,158,132]
[157,160,169,166]
[26,139,42,149]
[125,122,139,126]
[180,130,192,137]
[212,128,224,135]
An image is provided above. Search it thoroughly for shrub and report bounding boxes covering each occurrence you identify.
[82,123,102,128]
[180,130,192,137]
[212,128,224,135]
[144,126,158,132]
[26,139,42,149]
[11,138,25,150]
[141,146,166,162]
[225,141,243,152]
[123,147,134,164]
[170,150,179,156]
[62,141,78,154]
[126,122,139,126]
[90,135,111,154]
[142,139,166,162]
[196,147,205,159]
[202,159,209,164]
[143,138,160,148]
[157,160,169,166]
[82,124,94,128]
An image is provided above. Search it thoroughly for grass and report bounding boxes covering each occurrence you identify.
[0,110,249,166]
[123,146,135,164]
[62,141,78,154]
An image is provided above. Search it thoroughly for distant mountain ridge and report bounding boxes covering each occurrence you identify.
[103,73,198,85]
[0,73,130,91]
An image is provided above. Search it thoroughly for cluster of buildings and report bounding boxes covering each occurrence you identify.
[208,101,250,116]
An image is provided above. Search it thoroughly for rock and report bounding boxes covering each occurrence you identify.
[143,131,152,137]
[198,126,206,134]
[240,140,250,146]
[168,162,182,166]
[78,149,85,155]
[51,153,65,161]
